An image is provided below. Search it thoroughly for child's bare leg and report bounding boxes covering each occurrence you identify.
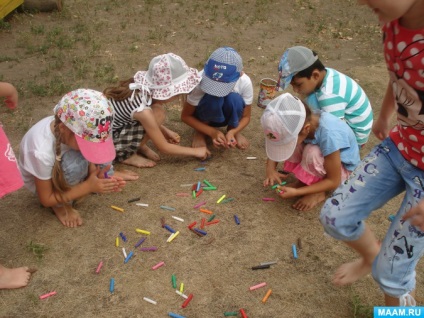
[112,170,139,181]
[234,132,249,150]
[385,290,416,306]
[292,192,326,211]
[138,144,160,162]
[160,125,180,144]
[333,225,380,286]
[192,130,207,148]
[122,153,156,168]
[51,204,83,228]
[0,264,33,289]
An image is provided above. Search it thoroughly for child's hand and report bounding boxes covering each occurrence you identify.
[276,186,298,199]
[87,166,121,193]
[264,169,281,187]
[194,147,211,160]
[211,130,228,148]
[372,116,391,141]
[225,131,237,148]
[0,83,18,109]
[402,199,424,231]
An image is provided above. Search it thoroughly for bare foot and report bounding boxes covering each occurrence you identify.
[192,131,207,148]
[123,153,156,168]
[138,144,160,161]
[333,258,372,286]
[161,125,180,144]
[235,133,250,150]
[52,205,83,227]
[292,192,326,211]
[113,170,139,181]
[0,265,33,289]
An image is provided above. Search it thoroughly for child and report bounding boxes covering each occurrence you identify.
[277,46,373,147]
[0,82,35,289]
[262,93,360,211]
[18,88,126,228]
[181,46,253,150]
[103,53,210,168]
[320,0,424,306]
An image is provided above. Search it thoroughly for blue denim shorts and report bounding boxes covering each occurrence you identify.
[320,137,424,297]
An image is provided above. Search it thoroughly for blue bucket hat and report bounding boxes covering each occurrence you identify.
[200,47,243,97]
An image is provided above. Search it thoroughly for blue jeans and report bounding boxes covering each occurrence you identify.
[320,138,424,297]
[194,92,245,128]
[61,149,89,186]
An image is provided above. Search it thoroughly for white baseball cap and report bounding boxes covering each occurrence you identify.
[260,93,306,162]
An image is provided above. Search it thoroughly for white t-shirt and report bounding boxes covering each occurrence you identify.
[187,72,254,106]
[18,116,69,194]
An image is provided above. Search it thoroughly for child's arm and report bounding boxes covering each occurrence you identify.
[277,151,341,198]
[226,105,251,147]
[0,82,18,109]
[181,101,227,148]
[34,165,122,207]
[135,109,210,159]
[373,81,396,140]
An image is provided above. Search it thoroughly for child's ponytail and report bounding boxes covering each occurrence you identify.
[51,115,70,203]
[103,78,135,101]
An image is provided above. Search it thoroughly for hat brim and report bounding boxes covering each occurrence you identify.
[264,136,297,162]
[277,73,294,91]
[137,68,201,100]
[199,73,237,97]
[76,136,116,164]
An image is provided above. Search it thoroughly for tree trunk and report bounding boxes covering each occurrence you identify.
[23,0,63,12]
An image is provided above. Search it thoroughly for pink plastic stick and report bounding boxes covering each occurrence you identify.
[152,261,165,270]
[249,282,267,291]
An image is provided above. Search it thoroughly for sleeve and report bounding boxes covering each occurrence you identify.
[240,74,253,105]
[22,149,54,181]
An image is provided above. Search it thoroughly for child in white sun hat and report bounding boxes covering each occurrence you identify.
[277,46,373,147]
[18,89,126,227]
[262,92,360,211]
[181,46,253,150]
[103,53,210,168]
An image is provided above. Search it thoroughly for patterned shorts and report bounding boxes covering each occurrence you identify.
[113,122,145,162]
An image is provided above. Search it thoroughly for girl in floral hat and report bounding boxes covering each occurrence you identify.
[18,88,126,227]
[103,53,210,168]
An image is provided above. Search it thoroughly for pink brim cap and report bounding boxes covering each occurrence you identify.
[75,136,116,164]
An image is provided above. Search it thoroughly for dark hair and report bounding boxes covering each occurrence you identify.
[294,51,325,79]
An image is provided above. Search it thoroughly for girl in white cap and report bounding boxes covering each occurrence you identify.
[18,89,126,227]
[261,93,360,211]
[103,53,210,168]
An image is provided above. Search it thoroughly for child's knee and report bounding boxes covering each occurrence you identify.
[319,199,364,241]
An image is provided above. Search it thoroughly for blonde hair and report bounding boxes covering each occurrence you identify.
[51,115,70,203]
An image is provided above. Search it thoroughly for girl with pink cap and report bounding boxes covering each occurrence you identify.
[18,88,126,227]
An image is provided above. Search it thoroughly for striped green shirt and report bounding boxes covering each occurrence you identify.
[307,68,373,145]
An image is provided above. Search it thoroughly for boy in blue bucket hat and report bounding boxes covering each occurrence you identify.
[181,47,253,150]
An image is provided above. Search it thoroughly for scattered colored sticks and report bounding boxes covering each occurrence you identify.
[172,216,184,222]
[136,203,149,207]
[143,297,157,305]
[217,194,226,204]
[172,274,177,288]
[124,251,134,264]
[168,313,186,318]
[136,229,151,235]
[199,208,213,215]
[127,197,140,203]
[135,237,146,248]
[181,293,193,308]
[252,264,270,270]
[111,205,124,213]
[292,244,298,259]
[262,198,275,202]
[39,291,56,300]
[109,278,115,293]
[152,261,165,270]
[249,282,267,291]
[95,261,103,274]
[262,289,272,303]
[234,215,240,225]
[160,205,176,211]
[193,201,207,209]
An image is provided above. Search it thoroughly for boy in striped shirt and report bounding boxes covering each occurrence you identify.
[277,46,373,146]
